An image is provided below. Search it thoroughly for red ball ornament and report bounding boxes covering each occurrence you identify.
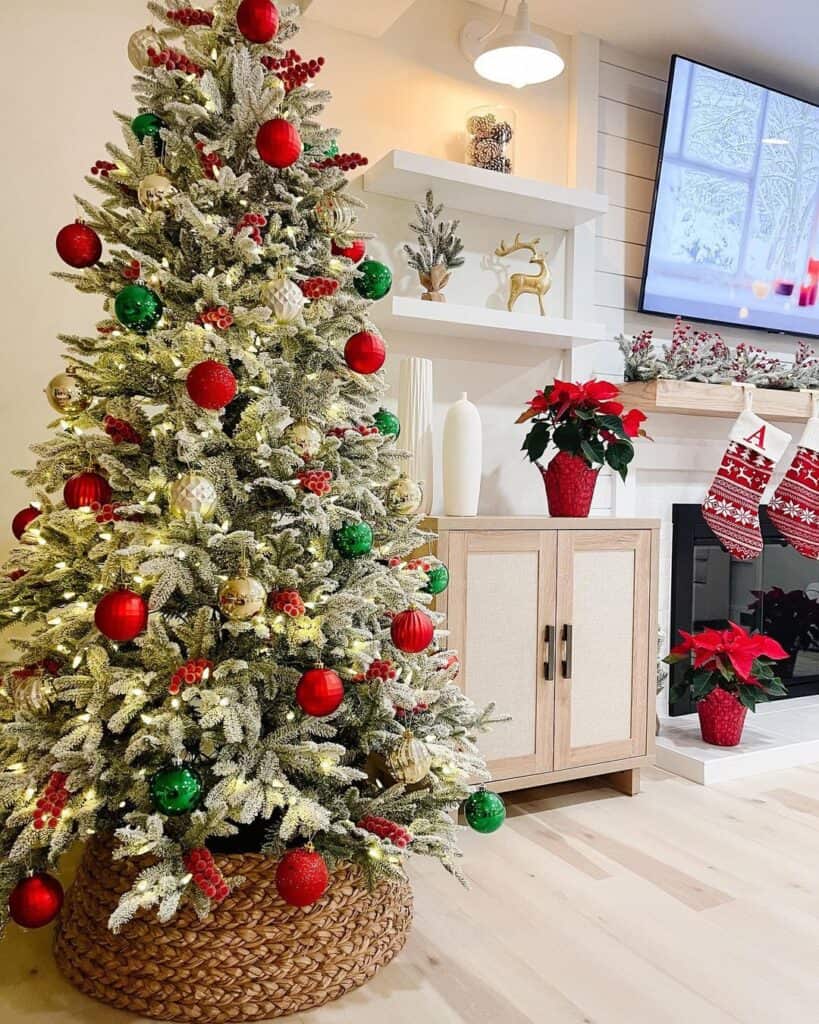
[275,848,329,907]
[94,588,148,642]
[344,331,386,375]
[256,118,303,168]
[56,222,102,268]
[12,505,41,541]
[186,360,237,410]
[236,0,279,43]
[8,872,64,929]
[296,666,344,717]
[331,239,366,263]
[64,471,112,510]
[390,607,435,654]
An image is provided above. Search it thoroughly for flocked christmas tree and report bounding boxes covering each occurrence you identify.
[0,0,500,935]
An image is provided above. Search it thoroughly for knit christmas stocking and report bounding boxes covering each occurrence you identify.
[702,410,791,561]
[769,416,819,559]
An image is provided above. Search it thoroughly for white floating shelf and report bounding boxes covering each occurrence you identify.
[363,150,608,228]
[377,296,607,349]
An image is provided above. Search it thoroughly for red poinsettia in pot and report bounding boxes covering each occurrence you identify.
[664,622,789,746]
[516,379,648,517]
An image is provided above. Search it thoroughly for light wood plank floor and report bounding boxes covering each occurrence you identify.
[3,764,819,1024]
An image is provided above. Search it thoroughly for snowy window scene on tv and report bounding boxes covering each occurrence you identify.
[641,56,819,338]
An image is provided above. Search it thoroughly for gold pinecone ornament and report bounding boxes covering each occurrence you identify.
[387,729,432,784]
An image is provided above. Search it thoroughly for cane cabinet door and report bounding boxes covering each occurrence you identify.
[554,530,651,770]
[446,531,556,781]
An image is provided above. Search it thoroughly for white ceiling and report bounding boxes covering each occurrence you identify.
[470,0,819,100]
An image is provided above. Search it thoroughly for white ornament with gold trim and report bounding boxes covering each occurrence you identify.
[138,174,177,211]
[218,569,266,621]
[284,420,323,461]
[46,372,88,415]
[128,27,164,70]
[387,729,432,784]
[387,475,423,516]
[261,277,306,323]
[169,472,217,520]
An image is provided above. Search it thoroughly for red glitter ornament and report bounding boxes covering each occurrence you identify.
[236,0,280,43]
[8,873,64,929]
[256,118,302,168]
[56,222,102,268]
[64,471,112,510]
[331,239,366,263]
[268,589,306,618]
[296,666,344,717]
[390,607,434,654]
[12,505,41,541]
[344,331,386,375]
[186,360,237,410]
[183,847,229,902]
[94,588,148,642]
[275,848,329,907]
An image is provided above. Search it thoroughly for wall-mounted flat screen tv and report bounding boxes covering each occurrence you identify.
[640,55,819,339]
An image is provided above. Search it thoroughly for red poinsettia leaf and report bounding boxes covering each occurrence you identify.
[754,635,789,661]
[622,408,647,438]
[582,380,621,403]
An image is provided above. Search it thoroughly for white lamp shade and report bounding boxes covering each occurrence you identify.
[474,38,564,88]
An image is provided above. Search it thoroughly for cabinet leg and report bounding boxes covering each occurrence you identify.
[607,768,640,796]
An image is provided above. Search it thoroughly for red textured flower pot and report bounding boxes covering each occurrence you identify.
[696,688,748,747]
[539,452,600,517]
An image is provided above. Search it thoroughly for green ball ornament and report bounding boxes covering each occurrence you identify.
[131,112,165,145]
[150,765,202,816]
[333,521,374,558]
[355,260,392,301]
[424,564,450,596]
[464,788,505,834]
[373,408,400,437]
[325,140,340,158]
[115,284,163,333]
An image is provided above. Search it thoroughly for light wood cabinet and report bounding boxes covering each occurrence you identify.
[431,517,659,796]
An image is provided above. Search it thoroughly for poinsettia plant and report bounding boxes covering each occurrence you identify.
[516,379,649,481]
[664,622,789,711]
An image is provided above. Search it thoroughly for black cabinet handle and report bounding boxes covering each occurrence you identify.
[544,625,555,681]
[562,623,573,679]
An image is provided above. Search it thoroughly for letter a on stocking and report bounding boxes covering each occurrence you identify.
[702,410,791,560]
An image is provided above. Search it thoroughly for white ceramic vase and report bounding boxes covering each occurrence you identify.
[443,392,482,516]
[397,357,434,515]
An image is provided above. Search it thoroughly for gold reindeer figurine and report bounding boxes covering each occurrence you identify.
[494,233,552,316]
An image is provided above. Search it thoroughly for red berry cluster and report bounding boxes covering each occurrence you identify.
[7,569,26,582]
[406,558,432,573]
[104,414,142,446]
[92,501,123,525]
[169,658,214,695]
[311,152,369,173]
[91,159,117,178]
[261,51,325,92]
[326,424,379,439]
[147,46,204,76]
[298,277,339,300]
[34,772,69,831]
[395,701,429,719]
[196,141,223,180]
[297,468,333,497]
[235,211,267,245]
[167,7,214,26]
[355,658,397,683]
[121,258,142,281]
[196,306,234,329]
[357,815,412,849]
[268,589,306,618]
[183,848,229,902]
[97,325,115,335]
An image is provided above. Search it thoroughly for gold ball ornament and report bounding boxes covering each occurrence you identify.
[387,475,423,516]
[218,570,267,621]
[128,27,164,70]
[138,173,177,211]
[169,472,218,520]
[261,277,306,324]
[315,195,356,236]
[264,73,286,106]
[387,729,432,785]
[46,373,88,415]
[284,420,323,461]
[6,669,53,715]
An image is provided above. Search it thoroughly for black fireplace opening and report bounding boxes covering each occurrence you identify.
[669,505,819,716]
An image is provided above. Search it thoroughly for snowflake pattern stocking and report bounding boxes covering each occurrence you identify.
[702,410,791,561]
[769,417,819,559]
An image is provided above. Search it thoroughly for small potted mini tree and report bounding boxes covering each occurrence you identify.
[664,623,788,746]
[516,379,648,516]
[403,190,464,302]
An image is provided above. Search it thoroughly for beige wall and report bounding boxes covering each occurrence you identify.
[0,0,576,559]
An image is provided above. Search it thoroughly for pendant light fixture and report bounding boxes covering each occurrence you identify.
[461,1,564,89]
